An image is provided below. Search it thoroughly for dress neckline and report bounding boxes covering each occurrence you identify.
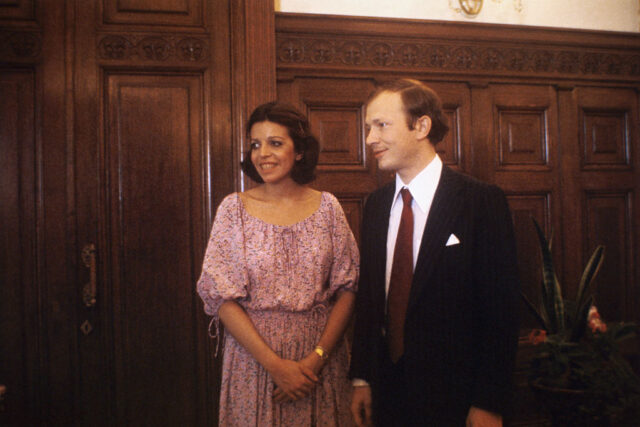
[236,191,327,228]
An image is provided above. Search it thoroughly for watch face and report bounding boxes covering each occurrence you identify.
[315,347,327,359]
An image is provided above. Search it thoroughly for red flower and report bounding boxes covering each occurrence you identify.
[527,329,547,345]
[588,305,607,333]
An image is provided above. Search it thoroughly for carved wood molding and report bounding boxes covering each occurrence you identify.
[97,34,208,62]
[276,14,640,81]
[0,31,42,60]
[277,36,640,79]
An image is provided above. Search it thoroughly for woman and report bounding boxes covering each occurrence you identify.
[197,101,359,426]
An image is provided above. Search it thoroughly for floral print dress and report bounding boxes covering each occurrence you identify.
[197,192,359,426]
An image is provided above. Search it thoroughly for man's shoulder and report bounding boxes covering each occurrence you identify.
[372,181,395,196]
[442,167,504,196]
[366,181,395,204]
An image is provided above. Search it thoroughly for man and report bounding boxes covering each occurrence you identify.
[349,79,519,426]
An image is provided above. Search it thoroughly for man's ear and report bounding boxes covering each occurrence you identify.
[415,115,432,140]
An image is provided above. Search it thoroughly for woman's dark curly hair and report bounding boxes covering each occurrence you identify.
[241,101,320,184]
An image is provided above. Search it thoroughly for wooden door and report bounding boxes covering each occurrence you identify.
[72,2,228,425]
[1,0,275,424]
[1,2,69,424]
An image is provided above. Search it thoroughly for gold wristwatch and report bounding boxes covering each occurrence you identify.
[314,345,329,360]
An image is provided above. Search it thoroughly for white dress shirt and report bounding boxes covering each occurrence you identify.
[385,155,442,296]
[352,155,442,387]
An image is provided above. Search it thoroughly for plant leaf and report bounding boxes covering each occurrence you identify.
[574,245,605,319]
[521,292,548,330]
[570,295,593,342]
[532,218,565,335]
[612,322,639,342]
[538,279,550,329]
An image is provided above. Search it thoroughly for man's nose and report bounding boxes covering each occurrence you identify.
[365,128,377,146]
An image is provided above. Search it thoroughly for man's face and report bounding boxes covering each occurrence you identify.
[365,91,429,178]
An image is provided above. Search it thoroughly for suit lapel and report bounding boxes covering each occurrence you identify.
[407,166,466,313]
[371,184,395,306]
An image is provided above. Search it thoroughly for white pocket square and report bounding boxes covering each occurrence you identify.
[445,233,460,246]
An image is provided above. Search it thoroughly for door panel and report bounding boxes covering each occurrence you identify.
[566,87,639,322]
[424,82,472,172]
[2,0,275,424]
[73,1,224,425]
[470,84,561,329]
[101,73,207,424]
[103,0,204,26]
[0,70,40,426]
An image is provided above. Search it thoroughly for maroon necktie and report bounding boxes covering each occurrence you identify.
[387,188,414,363]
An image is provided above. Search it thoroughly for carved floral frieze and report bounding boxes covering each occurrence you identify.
[277,36,640,78]
[0,31,42,60]
[98,34,208,62]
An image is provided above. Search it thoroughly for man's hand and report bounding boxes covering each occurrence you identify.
[350,385,373,426]
[466,406,502,427]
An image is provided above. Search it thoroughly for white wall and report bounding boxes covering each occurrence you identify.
[276,0,640,33]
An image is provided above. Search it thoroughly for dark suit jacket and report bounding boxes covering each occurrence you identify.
[349,166,520,426]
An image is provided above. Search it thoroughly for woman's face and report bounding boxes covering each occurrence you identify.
[249,120,302,185]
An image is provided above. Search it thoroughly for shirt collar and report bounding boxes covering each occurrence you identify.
[393,154,443,213]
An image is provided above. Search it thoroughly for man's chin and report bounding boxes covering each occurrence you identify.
[375,160,393,171]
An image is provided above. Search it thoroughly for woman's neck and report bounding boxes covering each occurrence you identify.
[255,179,309,201]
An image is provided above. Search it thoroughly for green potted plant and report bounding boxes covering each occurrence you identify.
[522,218,640,425]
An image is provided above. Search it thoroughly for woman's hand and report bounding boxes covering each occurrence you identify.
[270,358,318,402]
[273,350,326,402]
[299,350,325,376]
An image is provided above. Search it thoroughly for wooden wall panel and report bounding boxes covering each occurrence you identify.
[425,82,471,171]
[278,77,375,174]
[2,0,275,424]
[0,30,41,63]
[585,192,633,321]
[1,2,70,424]
[0,70,40,425]
[0,0,34,21]
[568,87,639,321]
[277,77,376,236]
[311,107,362,167]
[498,109,547,167]
[276,13,640,425]
[103,0,205,27]
[506,193,551,329]
[491,85,556,174]
[276,14,640,82]
[582,110,630,168]
[103,74,205,425]
[578,87,634,171]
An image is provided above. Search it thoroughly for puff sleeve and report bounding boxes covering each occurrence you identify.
[327,194,359,296]
[197,194,249,341]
